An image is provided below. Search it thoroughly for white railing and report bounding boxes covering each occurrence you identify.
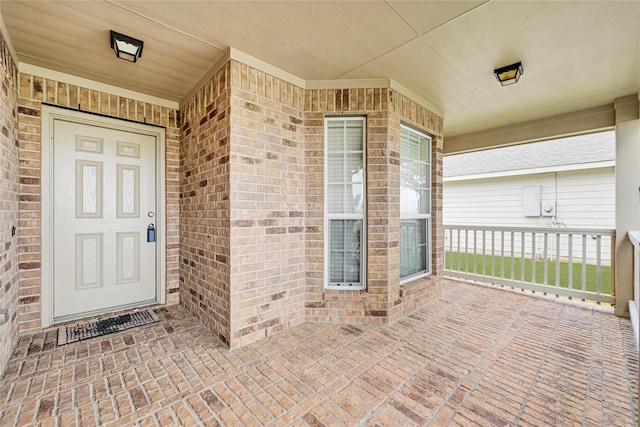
[444,225,615,305]
[628,231,639,348]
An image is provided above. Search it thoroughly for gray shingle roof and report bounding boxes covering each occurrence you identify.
[444,131,615,178]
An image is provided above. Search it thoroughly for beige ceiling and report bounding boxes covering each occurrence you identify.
[1,1,639,137]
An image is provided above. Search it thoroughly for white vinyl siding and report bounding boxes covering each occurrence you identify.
[325,117,366,289]
[443,169,615,227]
[443,167,615,263]
[400,125,431,281]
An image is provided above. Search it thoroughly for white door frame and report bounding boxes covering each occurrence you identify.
[41,106,166,327]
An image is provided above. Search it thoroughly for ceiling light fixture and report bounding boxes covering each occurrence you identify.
[110,30,144,63]
[494,61,523,86]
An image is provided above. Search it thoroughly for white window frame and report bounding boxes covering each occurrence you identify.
[399,124,432,284]
[324,116,366,290]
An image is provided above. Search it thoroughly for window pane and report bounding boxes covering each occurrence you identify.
[400,187,419,215]
[327,121,344,151]
[344,255,360,282]
[347,152,365,214]
[329,219,362,284]
[327,153,344,183]
[400,126,431,216]
[327,119,365,216]
[350,169,364,214]
[345,121,363,151]
[327,184,344,213]
[330,251,345,282]
[400,219,428,278]
[330,221,344,250]
[346,153,362,174]
[419,165,429,189]
[420,136,430,163]
[420,189,430,214]
[406,131,420,159]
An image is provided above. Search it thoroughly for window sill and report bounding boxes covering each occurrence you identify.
[324,285,366,291]
[400,272,431,286]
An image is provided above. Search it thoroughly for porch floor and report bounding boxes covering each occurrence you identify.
[0,280,637,426]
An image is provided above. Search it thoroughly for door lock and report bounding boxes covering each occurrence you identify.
[147,223,156,243]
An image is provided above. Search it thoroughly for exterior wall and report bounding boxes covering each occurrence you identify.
[180,61,444,348]
[304,89,444,324]
[0,31,20,374]
[17,73,180,333]
[4,54,444,353]
[443,168,615,263]
[444,168,615,228]
[179,63,232,345]
[228,61,306,346]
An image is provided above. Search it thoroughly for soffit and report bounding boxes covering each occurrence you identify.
[2,1,638,138]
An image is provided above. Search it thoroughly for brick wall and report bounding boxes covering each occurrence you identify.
[16,74,180,333]
[180,61,444,346]
[10,55,443,352]
[304,88,444,323]
[0,32,20,375]
[228,61,306,347]
[179,61,307,348]
[387,94,444,321]
[179,63,233,345]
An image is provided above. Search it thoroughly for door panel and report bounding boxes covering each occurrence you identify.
[53,119,157,319]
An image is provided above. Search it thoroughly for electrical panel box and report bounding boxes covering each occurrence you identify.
[523,186,541,216]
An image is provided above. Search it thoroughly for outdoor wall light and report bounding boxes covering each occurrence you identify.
[110,30,144,63]
[494,61,523,86]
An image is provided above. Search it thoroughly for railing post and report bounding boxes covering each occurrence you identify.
[596,235,602,296]
[491,230,495,278]
[543,233,548,286]
[473,230,477,274]
[510,232,515,281]
[568,234,573,292]
[532,232,537,285]
[500,231,505,279]
[465,229,469,273]
[521,232,525,283]
[555,233,560,289]
[582,235,587,294]
[611,232,616,298]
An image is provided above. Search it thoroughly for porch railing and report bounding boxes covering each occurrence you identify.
[628,231,639,347]
[444,225,615,305]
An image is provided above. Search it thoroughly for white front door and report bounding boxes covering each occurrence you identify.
[52,118,158,321]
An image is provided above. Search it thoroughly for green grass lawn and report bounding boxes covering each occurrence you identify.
[445,251,612,296]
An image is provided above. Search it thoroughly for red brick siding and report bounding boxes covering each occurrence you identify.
[228,61,307,347]
[0,32,20,374]
[179,63,233,346]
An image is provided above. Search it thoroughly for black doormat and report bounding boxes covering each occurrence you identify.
[57,309,160,345]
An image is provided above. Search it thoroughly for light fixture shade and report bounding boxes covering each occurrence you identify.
[110,30,144,63]
[494,62,523,86]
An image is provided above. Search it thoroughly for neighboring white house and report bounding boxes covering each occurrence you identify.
[443,131,615,263]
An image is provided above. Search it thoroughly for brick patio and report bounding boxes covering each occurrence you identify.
[0,279,637,426]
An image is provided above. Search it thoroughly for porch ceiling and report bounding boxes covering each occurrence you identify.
[1,0,639,137]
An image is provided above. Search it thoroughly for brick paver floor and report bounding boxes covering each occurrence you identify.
[0,280,637,426]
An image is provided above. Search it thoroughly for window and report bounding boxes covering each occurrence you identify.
[325,117,365,289]
[400,124,431,281]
